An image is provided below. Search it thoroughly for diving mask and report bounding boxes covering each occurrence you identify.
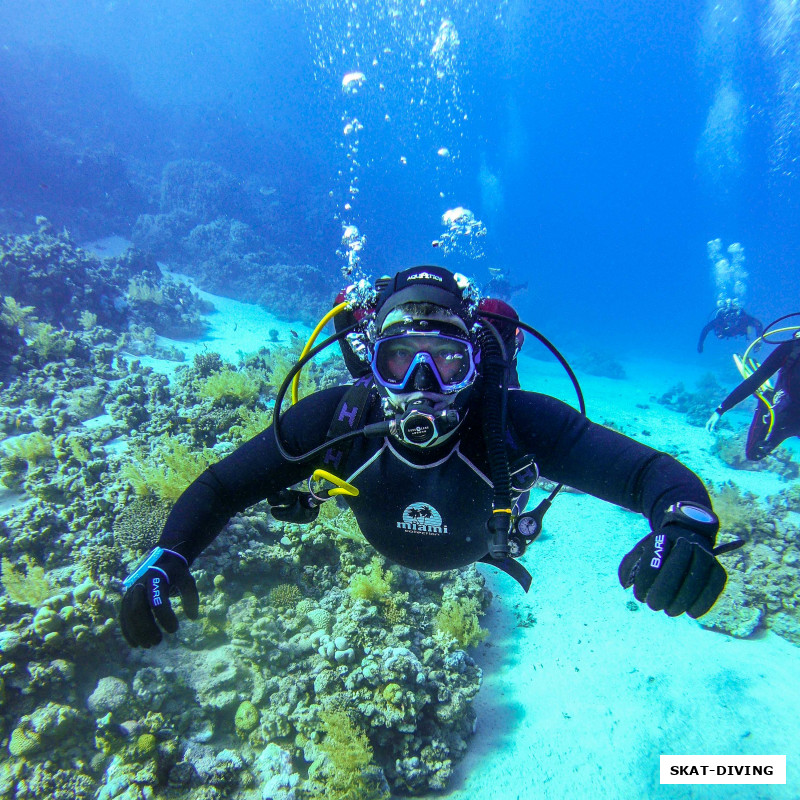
[371,331,477,395]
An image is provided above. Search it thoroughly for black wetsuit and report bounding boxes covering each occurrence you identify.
[157,385,713,572]
[697,308,763,353]
[716,338,800,460]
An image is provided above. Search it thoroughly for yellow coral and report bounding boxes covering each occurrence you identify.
[710,481,759,539]
[198,368,262,406]
[79,310,98,330]
[28,322,75,360]
[235,700,260,734]
[312,709,388,800]
[348,556,392,602]
[434,595,488,648]
[229,407,272,444]
[1,432,53,467]
[121,436,215,503]
[382,592,409,625]
[1,555,54,606]
[8,724,41,757]
[127,278,163,305]
[135,733,157,758]
[1,296,37,336]
[264,341,320,401]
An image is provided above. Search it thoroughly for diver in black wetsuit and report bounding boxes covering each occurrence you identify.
[706,330,800,460]
[697,300,763,354]
[120,266,729,648]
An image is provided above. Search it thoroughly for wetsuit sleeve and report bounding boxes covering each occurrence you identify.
[156,386,349,564]
[697,320,715,353]
[508,392,712,531]
[717,342,791,414]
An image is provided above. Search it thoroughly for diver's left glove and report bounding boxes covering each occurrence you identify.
[618,524,727,619]
[120,547,199,648]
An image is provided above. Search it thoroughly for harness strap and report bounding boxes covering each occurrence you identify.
[323,378,539,589]
[321,375,377,474]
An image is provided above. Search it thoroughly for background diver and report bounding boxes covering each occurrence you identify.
[120,265,730,649]
[697,299,763,354]
[707,316,800,461]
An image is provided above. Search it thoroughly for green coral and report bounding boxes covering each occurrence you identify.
[268,583,303,609]
[434,596,488,649]
[234,700,259,735]
[113,497,171,555]
[348,556,393,602]
[1,296,38,335]
[198,367,262,406]
[121,435,215,503]
[1,555,54,606]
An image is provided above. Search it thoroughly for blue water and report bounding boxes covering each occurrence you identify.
[2,0,798,356]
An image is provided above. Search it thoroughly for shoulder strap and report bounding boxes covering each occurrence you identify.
[320,375,378,474]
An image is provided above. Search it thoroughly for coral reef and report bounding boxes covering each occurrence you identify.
[657,372,724,427]
[0,248,489,800]
[572,350,627,380]
[131,163,337,325]
[0,221,210,346]
[700,481,800,642]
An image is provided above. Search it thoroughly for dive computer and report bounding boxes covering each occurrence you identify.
[661,502,719,536]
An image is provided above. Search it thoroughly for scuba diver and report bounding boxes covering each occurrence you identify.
[706,314,800,461]
[697,299,763,354]
[484,267,528,304]
[120,265,730,649]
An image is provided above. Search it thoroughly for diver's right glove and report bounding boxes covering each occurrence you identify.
[119,547,199,648]
[618,523,727,619]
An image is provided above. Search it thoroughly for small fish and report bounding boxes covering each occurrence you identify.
[290,330,299,339]
[39,183,49,189]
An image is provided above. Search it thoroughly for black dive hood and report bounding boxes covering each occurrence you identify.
[373,265,477,333]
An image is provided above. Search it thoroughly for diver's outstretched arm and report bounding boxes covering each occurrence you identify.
[715,341,792,415]
[697,320,715,353]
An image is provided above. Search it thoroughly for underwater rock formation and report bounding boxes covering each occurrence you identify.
[0,249,490,798]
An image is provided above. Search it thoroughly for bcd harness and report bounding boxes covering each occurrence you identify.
[312,377,541,590]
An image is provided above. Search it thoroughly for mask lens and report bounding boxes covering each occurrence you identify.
[373,333,473,390]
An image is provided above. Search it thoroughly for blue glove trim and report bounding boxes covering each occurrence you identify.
[123,547,187,590]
